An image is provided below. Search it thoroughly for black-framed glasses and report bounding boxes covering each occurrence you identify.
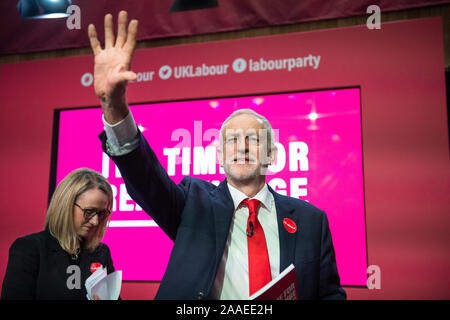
[74,203,111,222]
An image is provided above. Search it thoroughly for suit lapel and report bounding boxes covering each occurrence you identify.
[46,230,71,281]
[209,179,235,264]
[268,185,299,272]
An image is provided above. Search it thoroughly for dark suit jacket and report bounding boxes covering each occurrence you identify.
[1,230,115,300]
[101,131,346,300]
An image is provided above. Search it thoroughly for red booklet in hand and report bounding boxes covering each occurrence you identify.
[249,264,298,300]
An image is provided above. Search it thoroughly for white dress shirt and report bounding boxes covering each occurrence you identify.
[103,111,280,300]
[210,183,280,300]
[102,111,139,156]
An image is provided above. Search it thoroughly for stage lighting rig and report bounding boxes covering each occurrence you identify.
[17,0,72,19]
[170,0,218,12]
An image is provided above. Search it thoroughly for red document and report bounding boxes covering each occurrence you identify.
[249,264,298,300]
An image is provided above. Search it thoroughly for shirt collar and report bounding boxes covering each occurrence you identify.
[227,182,271,211]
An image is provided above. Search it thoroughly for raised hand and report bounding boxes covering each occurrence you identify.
[88,11,138,124]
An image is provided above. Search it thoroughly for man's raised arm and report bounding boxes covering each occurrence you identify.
[88,12,186,240]
[88,10,138,125]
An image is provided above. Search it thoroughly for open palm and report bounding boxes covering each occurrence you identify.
[88,11,138,101]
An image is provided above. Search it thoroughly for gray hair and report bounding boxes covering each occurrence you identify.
[219,108,275,152]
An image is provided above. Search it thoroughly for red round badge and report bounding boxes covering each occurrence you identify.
[283,218,297,233]
[90,262,102,273]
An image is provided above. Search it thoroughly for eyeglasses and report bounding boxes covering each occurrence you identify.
[74,203,111,222]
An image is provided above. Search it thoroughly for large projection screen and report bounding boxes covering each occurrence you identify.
[53,87,367,286]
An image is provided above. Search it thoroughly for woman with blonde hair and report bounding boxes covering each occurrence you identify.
[1,168,116,300]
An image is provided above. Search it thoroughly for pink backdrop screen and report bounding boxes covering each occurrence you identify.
[55,87,367,285]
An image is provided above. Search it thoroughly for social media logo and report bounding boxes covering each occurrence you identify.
[232,58,247,73]
[159,65,172,80]
[81,72,93,87]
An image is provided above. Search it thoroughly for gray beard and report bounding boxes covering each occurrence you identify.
[223,163,267,183]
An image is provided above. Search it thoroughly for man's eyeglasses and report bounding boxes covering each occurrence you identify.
[74,203,111,222]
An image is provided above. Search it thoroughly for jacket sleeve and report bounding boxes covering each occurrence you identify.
[102,244,122,300]
[1,237,39,300]
[318,211,347,300]
[103,244,115,274]
[99,130,189,241]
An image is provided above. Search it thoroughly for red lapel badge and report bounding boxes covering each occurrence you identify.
[283,218,297,233]
[90,262,102,273]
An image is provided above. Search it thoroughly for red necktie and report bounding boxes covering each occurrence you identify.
[242,198,272,295]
